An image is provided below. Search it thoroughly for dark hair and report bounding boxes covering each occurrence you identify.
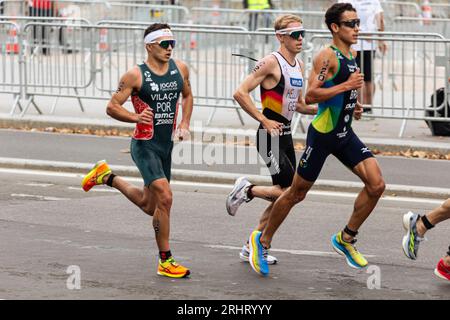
[144,23,171,39]
[325,3,356,32]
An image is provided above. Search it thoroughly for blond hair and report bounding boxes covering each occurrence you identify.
[274,14,303,31]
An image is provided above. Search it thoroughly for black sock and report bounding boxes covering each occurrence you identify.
[343,225,358,238]
[159,250,172,261]
[421,215,435,230]
[246,185,255,201]
[106,173,116,187]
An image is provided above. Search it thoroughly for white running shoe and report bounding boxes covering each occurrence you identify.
[226,177,252,216]
[239,244,278,265]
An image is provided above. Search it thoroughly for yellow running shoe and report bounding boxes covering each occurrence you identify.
[157,257,190,278]
[331,231,368,269]
[81,160,111,192]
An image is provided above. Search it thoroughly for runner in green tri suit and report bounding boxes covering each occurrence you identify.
[81,23,193,278]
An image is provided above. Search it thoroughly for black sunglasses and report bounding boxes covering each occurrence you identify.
[287,29,306,40]
[150,39,176,49]
[339,19,360,28]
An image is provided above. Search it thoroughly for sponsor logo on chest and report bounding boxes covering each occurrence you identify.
[149,80,179,92]
[290,78,303,87]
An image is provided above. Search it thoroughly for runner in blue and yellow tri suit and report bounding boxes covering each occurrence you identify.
[248,3,386,276]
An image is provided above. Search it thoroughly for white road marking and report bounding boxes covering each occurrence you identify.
[68,186,118,193]
[0,167,444,205]
[0,167,82,178]
[24,183,54,187]
[307,190,445,205]
[11,193,70,201]
[174,183,445,205]
[205,244,376,258]
[171,180,235,189]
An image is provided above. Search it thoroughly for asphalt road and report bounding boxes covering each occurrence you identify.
[0,168,449,299]
[0,129,449,189]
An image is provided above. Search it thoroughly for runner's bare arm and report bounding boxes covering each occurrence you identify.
[176,60,194,131]
[233,56,283,133]
[106,67,153,125]
[305,48,363,104]
[296,61,318,115]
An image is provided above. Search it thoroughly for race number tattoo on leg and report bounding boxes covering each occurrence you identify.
[153,218,160,235]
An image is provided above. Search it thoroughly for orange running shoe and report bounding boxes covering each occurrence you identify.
[157,257,190,278]
[81,160,111,192]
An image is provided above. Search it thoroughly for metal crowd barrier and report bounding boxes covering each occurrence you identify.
[0,20,24,113]
[1,0,111,19]
[392,17,450,39]
[190,7,326,30]
[1,0,28,16]
[2,1,189,24]
[108,0,174,4]
[429,3,450,19]
[107,3,189,24]
[381,1,421,17]
[2,21,449,137]
[110,0,334,11]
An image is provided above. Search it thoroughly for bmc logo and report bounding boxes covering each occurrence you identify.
[290,78,303,87]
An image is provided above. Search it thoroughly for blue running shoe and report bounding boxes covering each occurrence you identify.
[248,230,269,276]
[331,231,368,269]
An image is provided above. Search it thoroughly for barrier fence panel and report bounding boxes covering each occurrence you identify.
[105,0,334,11]
[96,20,248,31]
[93,25,147,98]
[1,0,27,16]
[0,21,22,112]
[429,3,450,19]
[190,7,327,30]
[107,3,189,24]
[1,0,111,20]
[18,22,95,114]
[392,17,450,39]
[108,0,173,4]
[291,0,336,12]
[2,1,190,24]
[0,15,91,24]
[381,1,421,18]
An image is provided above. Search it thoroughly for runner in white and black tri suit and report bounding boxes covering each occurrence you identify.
[227,14,317,266]
[248,3,386,277]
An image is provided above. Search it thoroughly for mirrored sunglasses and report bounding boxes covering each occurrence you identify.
[340,19,360,28]
[288,29,306,40]
[150,39,176,49]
